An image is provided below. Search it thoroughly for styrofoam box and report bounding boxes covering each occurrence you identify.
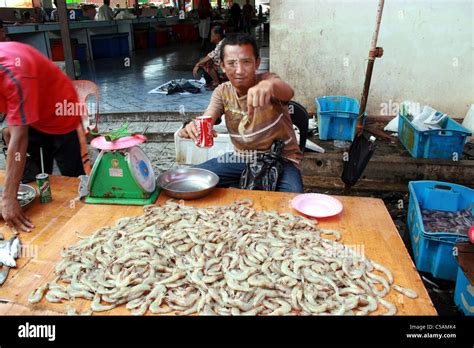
[174,129,234,165]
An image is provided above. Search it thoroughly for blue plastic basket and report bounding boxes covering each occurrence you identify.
[407,181,473,281]
[76,44,87,62]
[117,33,129,56]
[91,34,129,59]
[398,113,471,159]
[454,265,473,316]
[315,96,365,141]
[91,35,120,59]
[148,30,157,49]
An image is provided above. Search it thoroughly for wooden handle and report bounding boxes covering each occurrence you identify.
[371,0,385,50]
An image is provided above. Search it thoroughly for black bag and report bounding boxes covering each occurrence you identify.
[341,131,376,187]
[239,140,286,191]
[166,80,202,95]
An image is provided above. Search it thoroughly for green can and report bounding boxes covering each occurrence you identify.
[36,173,52,204]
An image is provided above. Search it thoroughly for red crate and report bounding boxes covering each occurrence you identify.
[51,40,77,61]
[133,30,148,50]
[172,23,199,43]
[156,30,169,47]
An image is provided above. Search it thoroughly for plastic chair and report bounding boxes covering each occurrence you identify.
[72,80,100,134]
[72,80,100,175]
[288,101,309,152]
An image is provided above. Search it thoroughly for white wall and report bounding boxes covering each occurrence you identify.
[270,0,474,117]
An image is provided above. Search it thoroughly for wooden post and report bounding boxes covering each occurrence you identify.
[356,0,385,135]
[56,0,75,80]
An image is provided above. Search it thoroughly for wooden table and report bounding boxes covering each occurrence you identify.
[0,174,437,315]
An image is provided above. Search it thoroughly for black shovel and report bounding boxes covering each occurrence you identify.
[341,0,385,191]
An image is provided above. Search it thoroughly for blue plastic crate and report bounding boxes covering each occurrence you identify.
[398,113,471,159]
[454,265,473,316]
[76,44,87,62]
[91,34,129,59]
[148,30,157,49]
[91,35,120,59]
[315,96,365,141]
[117,33,129,56]
[407,181,473,281]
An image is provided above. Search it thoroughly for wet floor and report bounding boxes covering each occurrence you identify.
[79,24,270,114]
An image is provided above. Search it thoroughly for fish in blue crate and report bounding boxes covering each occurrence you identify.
[422,207,473,236]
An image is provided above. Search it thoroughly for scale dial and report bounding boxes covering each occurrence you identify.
[126,146,156,193]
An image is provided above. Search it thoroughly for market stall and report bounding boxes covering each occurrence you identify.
[0,172,437,315]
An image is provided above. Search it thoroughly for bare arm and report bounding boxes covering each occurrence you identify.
[268,76,295,102]
[1,125,34,232]
[193,56,212,78]
[197,55,212,67]
[247,76,295,117]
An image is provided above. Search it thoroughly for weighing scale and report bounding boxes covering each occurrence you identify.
[85,134,160,205]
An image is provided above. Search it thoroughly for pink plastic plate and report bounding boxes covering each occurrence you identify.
[291,193,343,218]
[91,135,147,150]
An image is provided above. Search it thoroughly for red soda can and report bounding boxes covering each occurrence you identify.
[195,115,214,148]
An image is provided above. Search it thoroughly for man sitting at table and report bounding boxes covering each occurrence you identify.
[178,34,303,193]
[0,42,85,232]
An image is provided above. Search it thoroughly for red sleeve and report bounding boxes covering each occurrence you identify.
[2,71,39,127]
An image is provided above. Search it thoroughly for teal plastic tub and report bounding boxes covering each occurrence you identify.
[398,113,471,159]
[407,181,472,281]
[454,265,473,316]
[315,96,365,141]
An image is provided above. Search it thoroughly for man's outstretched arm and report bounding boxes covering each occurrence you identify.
[247,75,294,117]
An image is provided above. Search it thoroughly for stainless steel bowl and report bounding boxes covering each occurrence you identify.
[0,184,37,210]
[157,168,219,200]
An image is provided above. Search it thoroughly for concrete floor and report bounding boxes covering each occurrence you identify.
[79,24,270,114]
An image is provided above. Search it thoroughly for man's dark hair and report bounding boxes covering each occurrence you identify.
[211,25,225,38]
[219,33,259,62]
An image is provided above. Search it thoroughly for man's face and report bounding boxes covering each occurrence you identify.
[221,44,260,91]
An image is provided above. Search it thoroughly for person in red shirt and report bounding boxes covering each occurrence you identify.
[0,41,85,232]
